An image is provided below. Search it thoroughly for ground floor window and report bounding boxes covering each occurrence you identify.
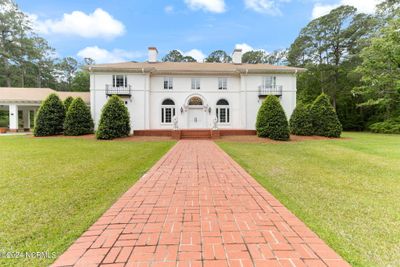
[216,99,230,123]
[161,99,175,124]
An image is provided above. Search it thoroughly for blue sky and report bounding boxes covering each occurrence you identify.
[16,0,383,63]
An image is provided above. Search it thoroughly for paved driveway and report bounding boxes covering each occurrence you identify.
[52,140,349,267]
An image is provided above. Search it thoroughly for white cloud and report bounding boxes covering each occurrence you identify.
[77,46,143,63]
[312,0,384,19]
[164,5,174,14]
[235,43,268,54]
[184,0,226,13]
[183,49,206,62]
[244,0,289,16]
[30,8,125,39]
[235,43,255,53]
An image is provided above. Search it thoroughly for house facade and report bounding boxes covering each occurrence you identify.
[89,47,304,131]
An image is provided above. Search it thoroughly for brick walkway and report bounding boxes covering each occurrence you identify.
[52,140,349,267]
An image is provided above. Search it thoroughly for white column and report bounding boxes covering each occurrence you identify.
[23,109,30,130]
[9,104,18,131]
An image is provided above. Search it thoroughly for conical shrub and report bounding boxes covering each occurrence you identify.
[289,103,313,136]
[310,93,342,137]
[256,95,290,141]
[64,97,94,136]
[64,96,74,112]
[34,93,65,136]
[96,95,130,140]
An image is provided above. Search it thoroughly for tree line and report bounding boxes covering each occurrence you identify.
[0,0,91,91]
[288,1,399,131]
[1,0,399,132]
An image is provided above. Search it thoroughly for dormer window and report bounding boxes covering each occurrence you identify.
[113,75,127,87]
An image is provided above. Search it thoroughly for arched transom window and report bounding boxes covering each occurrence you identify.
[188,96,203,106]
[161,99,175,124]
[216,99,230,124]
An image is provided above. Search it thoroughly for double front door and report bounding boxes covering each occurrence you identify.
[188,108,206,128]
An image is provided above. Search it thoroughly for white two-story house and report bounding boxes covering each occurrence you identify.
[89,47,304,131]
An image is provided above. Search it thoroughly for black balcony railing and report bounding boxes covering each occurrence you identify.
[105,85,132,96]
[258,85,283,96]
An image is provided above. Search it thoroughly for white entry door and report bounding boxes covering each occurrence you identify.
[188,109,206,128]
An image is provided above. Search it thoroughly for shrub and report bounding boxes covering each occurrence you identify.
[96,95,130,140]
[310,93,342,138]
[289,103,313,136]
[369,117,400,134]
[64,96,74,111]
[64,97,94,136]
[256,95,290,141]
[34,93,65,136]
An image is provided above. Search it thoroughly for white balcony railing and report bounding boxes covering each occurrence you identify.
[258,85,283,96]
[105,85,132,96]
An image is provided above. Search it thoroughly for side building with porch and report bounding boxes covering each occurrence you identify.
[0,88,90,132]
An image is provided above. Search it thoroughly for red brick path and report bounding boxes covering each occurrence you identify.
[52,140,349,267]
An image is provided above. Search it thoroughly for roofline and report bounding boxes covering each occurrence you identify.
[88,66,306,75]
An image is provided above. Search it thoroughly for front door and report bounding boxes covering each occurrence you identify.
[188,109,205,128]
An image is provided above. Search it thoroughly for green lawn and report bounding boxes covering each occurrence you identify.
[0,136,175,267]
[218,132,400,267]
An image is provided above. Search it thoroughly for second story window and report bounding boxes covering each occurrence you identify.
[164,77,173,90]
[218,78,228,90]
[113,75,127,87]
[191,78,200,90]
[262,76,276,88]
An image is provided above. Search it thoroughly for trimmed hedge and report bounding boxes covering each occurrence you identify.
[289,104,313,136]
[64,97,94,136]
[96,95,130,140]
[256,95,290,141]
[64,96,74,112]
[310,93,342,138]
[34,93,66,136]
[369,117,400,134]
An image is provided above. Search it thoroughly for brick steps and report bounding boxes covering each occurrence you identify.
[180,130,211,139]
[133,129,257,140]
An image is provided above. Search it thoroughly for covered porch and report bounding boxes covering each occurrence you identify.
[0,104,39,132]
[0,87,90,133]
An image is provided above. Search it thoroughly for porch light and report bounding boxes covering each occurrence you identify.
[180,107,184,114]
[208,107,211,114]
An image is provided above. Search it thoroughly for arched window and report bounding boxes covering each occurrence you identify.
[188,96,203,106]
[161,99,175,124]
[216,99,230,124]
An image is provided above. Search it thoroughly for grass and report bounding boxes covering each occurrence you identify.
[218,132,400,267]
[0,136,175,267]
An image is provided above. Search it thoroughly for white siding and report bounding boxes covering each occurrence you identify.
[90,71,297,131]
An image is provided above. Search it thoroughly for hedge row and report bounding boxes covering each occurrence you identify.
[289,93,342,138]
[34,94,94,137]
[369,117,400,134]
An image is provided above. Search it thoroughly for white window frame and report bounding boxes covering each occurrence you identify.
[161,99,176,124]
[262,76,276,89]
[191,78,201,90]
[112,75,128,88]
[218,77,228,90]
[163,77,173,90]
